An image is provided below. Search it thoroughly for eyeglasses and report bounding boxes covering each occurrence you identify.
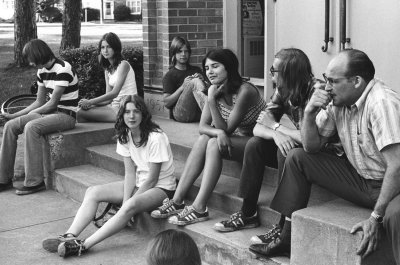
[270,66,281,76]
[322,73,351,85]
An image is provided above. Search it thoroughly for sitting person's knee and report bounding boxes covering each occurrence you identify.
[384,197,400,228]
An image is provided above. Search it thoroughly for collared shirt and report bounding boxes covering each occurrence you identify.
[316,79,400,180]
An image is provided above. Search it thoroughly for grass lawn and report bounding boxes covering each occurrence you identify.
[0,22,142,104]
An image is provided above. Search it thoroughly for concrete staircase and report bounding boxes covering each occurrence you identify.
[45,116,396,265]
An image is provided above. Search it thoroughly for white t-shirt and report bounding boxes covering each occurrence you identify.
[116,131,176,191]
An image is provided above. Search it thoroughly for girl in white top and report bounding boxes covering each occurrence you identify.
[77,32,138,122]
[43,95,176,258]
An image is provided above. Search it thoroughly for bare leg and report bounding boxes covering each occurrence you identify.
[83,188,167,249]
[173,134,210,204]
[77,106,117,123]
[193,136,250,212]
[66,181,124,237]
[192,138,222,212]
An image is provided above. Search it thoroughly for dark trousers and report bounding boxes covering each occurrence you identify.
[237,136,285,215]
[270,148,400,264]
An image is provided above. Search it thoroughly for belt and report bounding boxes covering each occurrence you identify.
[57,107,77,119]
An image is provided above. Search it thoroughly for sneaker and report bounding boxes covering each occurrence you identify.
[58,239,87,258]
[168,205,209,226]
[250,224,282,244]
[42,233,76,253]
[214,211,260,232]
[151,198,185,219]
[0,181,13,192]
[15,181,46,195]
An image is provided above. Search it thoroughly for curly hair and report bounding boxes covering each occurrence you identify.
[98,32,123,72]
[275,48,313,108]
[115,95,160,147]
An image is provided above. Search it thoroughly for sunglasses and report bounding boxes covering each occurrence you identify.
[270,66,281,76]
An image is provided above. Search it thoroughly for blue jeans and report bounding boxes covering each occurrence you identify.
[0,112,76,187]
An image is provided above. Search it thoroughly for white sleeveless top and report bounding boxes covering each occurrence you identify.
[108,60,138,108]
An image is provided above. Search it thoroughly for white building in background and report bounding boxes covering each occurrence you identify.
[0,0,14,20]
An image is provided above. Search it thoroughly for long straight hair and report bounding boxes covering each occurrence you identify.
[98,32,123,72]
[275,48,313,108]
[22,39,55,65]
[169,36,192,67]
[202,48,242,94]
[115,95,160,147]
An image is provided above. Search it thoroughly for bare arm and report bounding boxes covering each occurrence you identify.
[351,143,400,257]
[302,89,332,152]
[30,85,65,114]
[0,85,47,122]
[122,157,137,204]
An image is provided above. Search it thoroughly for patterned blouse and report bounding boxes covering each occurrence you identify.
[216,82,267,136]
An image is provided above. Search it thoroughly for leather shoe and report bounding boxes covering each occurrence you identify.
[249,236,290,257]
[0,181,13,192]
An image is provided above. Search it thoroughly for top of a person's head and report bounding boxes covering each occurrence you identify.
[146,229,201,265]
[169,36,192,66]
[115,94,159,146]
[202,48,242,93]
[22,39,55,65]
[98,32,123,70]
[339,49,375,84]
[275,48,313,107]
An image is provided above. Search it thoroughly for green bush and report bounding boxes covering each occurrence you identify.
[113,4,131,21]
[40,6,62,22]
[60,45,144,99]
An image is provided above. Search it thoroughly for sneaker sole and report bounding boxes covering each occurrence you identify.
[168,216,209,226]
[213,222,260,232]
[15,185,46,195]
[150,209,182,219]
[249,247,290,258]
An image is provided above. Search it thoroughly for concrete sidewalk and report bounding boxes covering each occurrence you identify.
[0,188,149,265]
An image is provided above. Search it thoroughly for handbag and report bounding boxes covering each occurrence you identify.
[93,202,121,228]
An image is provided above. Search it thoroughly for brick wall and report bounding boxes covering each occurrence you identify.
[142,0,223,90]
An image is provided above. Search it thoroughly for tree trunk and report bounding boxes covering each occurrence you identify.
[14,0,37,67]
[60,0,81,51]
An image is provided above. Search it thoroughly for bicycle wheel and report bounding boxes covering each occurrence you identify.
[1,94,37,114]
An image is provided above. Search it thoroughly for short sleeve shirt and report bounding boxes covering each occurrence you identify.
[116,131,176,190]
[162,65,203,95]
[316,79,400,180]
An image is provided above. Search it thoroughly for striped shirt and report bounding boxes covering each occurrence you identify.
[37,58,79,108]
[316,79,400,180]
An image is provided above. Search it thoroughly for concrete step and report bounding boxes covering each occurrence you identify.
[291,199,396,265]
[54,164,289,265]
[85,144,337,226]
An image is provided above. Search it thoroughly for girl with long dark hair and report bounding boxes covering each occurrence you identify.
[77,32,138,122]
[151,48,267,226]
[43,95,176,257]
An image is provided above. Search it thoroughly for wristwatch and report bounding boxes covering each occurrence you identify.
[273,123,281,131]
[370,211,384,223]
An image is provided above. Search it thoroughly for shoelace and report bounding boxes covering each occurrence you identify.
[67,240,85,256]
[230,211,242,221]
[159,199,173,211]
[177,205,193,218]
[261,225,281,241]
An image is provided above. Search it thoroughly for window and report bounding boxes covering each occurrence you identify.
[126,0,141,14]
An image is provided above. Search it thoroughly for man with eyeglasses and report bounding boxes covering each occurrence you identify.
[249,49,400,263]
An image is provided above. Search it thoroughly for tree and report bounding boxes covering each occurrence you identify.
[60,0,82,51]
[14,0,37,67]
